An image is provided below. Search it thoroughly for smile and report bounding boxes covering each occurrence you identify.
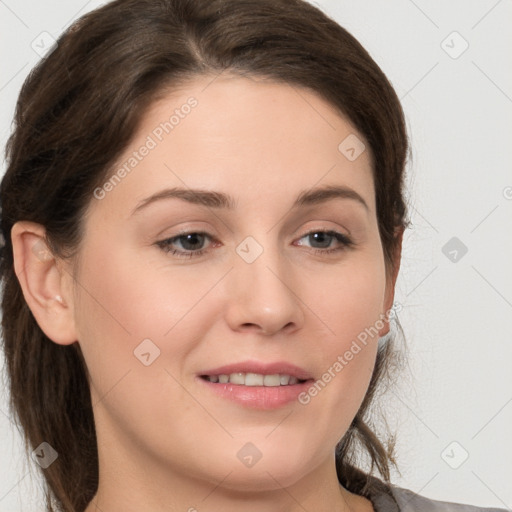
[200,372,308,386]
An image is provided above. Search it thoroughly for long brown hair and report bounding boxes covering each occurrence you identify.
[0,0,411,510]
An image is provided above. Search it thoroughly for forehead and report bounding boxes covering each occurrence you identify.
[92,74,375,219]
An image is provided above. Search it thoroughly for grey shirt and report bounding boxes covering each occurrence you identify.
[364,477,510,512]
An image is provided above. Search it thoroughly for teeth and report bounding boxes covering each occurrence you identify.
[279,375,290,385]
[263,374,281,386]
[205,373,305,386]
[244,373,264,386]
[229,372,245,385]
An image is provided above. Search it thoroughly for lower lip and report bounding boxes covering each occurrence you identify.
[196,376,313,410]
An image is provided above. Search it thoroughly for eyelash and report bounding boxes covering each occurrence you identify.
[156,229,355,259]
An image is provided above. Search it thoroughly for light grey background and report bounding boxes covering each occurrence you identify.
[1,0,511,510]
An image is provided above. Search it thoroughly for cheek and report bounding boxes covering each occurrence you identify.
[302,251,387,421]
[316,250,387,347]
[74,237,207,341]
[71,247,230,478]
[72,241,218,397]
[71,243,167,397]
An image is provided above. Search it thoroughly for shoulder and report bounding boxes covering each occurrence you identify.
[387,484,510,512]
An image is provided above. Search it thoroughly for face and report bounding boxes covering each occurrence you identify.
[42,75,398,493]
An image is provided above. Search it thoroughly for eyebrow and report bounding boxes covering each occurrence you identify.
[130,184,369,216]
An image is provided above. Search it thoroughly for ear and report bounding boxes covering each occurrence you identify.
[11,220,78,345]
[378,225,404,338]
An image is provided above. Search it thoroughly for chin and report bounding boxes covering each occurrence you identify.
[209,452,311,493]
[220,469,305,494]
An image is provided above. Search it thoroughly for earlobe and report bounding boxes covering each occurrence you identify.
[11,220,78,346]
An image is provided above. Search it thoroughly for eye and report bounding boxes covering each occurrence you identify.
[294,229,354,255]
[156,231,214,259]
[156,229,355,259]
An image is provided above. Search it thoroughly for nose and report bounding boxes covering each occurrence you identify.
[224,242,305,336]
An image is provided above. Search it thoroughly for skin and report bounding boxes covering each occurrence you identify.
[12,73,402,512]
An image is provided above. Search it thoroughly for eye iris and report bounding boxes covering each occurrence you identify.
[179,233,205,251]
[310,232,332,248]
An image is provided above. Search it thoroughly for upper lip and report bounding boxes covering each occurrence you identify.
[199,360,314,380]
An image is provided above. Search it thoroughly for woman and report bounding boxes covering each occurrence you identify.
[0,1,507,511]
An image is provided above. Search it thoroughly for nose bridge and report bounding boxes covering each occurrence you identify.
[225,233,304,334]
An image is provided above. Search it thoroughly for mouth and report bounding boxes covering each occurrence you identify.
[199,373,309,386]
[196,361,314,409]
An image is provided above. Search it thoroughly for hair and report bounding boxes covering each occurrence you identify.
[0,0,412,510]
